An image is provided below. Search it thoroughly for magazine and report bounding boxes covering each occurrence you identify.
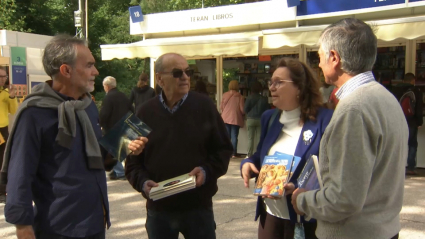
[253,152,302,197]
[99,112,152,162]
[149,174,196,201]
[297,155,323,190]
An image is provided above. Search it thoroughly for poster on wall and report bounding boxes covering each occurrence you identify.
[10,47,27,97]
[297,0,406,16]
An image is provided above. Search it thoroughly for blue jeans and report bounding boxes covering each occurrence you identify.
[407,127,418,171]
[145,208,216,239]
[225,124,240,156]
[113,162,125,177]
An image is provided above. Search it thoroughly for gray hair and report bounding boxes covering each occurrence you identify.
[155,53,184,73]
[42,34,87,77]
[319,18,377,75]
[103,76,117,88]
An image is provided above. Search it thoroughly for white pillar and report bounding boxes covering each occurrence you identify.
[150,57,156,87]
[216,56,223,112]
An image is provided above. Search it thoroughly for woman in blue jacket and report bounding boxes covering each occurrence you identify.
[241,58,333,239]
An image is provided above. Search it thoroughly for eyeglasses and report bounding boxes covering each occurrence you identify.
[159,69,194,78]
[267,79,293,89]
[0,75,8,79]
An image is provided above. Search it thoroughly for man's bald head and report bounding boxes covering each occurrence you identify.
[155,53,185,73]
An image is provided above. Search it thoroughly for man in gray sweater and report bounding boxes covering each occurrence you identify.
[291,18,408,239]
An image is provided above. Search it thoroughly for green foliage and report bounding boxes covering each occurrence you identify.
[0,0,27,31]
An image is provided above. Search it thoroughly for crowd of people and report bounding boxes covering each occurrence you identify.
[0,17,420,239]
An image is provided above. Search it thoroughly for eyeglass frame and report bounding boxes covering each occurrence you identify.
[0,75,8,79]
[158,69,194,78]
[267,79,293,89]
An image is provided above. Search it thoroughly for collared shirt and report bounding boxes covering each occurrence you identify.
[159,91,188,114]
[335,71,375,100]
[4,91,110,237]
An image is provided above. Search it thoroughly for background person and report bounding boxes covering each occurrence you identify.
[221,80,245,158]
[129,73,155,114]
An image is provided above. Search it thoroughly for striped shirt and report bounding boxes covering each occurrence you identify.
[336,71,375,100]
[159,91,188,114]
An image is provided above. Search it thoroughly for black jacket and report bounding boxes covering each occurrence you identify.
[99,88,133,132]
[393,83,423,128]
[129,86,156,114]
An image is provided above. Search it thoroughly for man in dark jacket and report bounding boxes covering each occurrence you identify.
[393,73,423,175]
[129,73,155,114]
[125,53,233,239]
[100,76,133,180]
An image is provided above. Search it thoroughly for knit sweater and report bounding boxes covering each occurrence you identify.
[297,81,408,239]
[125,91,233,211]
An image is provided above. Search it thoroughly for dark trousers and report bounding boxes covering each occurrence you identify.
[146,207,216,239]
[225,124,240,156]
[258,206,317,239]
[35,230,105,239]
[407,126,418,170]
[0,126,9,195]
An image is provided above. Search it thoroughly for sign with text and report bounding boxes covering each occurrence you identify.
[297,0,405,16]
[10,47,27,85]
[129,6,144,23]
[130,1,296,35]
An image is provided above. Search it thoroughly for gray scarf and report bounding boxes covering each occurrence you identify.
[1,82,103,184]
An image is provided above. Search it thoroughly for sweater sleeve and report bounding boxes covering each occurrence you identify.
[201,100,233,184]
[296,108,375,223]
[415,89,423,127]
[239,95,245,115]
[129,89,135,107]
[8,97,18,115]
[99,96,111,129]
[125,152,150,199]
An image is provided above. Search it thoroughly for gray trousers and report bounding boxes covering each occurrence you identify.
[247,118,261,157]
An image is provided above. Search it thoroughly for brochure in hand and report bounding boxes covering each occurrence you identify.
[253,152,302,197]
[99,112,152,162]
[297,155,323,190]
[149,174,196,201]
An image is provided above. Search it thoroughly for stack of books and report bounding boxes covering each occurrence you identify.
[149,174,196,201]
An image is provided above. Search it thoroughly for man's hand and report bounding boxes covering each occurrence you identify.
[291,188,307,216]
[143,180,159,197]
[241,162,259,188]
[284,183,296,196]
[16,225,35,239]
[189,167,205,187]
[128,137,148,155]
[9,84,16,98]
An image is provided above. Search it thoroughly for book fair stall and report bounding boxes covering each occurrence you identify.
[101,0,425,165]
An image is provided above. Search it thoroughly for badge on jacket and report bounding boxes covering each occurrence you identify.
[303,130,313,145]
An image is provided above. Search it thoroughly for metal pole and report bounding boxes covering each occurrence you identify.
[85,0,88,40]
[202,0,204,8]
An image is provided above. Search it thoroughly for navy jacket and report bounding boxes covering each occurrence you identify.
[241,108,333,222]
[4,97,110,237]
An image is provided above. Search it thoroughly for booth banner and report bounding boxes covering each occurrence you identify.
[297,0,405,16]
[129,6,144,23]
[410,0,425,2]
[10,47,27,95]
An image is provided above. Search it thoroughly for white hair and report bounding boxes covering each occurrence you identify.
[103,76,117,87]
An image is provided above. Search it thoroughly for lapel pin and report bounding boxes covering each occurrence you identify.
[303,130,313,145]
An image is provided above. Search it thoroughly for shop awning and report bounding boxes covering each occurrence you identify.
[262,16,425,49]
[0,56,9,65]
[100,32,261,60]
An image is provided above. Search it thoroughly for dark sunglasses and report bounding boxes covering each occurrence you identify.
[160,69,194,78]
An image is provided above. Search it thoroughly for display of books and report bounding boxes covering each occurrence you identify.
[149,174,196,201]
[99,112,152,162]
[297,155,323,190]
[254,152,302,197]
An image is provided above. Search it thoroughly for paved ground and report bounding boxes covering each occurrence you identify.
[0,159,424,238]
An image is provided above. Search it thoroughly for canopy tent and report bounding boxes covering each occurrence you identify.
[0,56,9,65]
[100,32,261,60]
[262,16,425,49]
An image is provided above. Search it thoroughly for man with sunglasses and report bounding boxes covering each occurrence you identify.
[126,53,233,239]
[0,66,18,203]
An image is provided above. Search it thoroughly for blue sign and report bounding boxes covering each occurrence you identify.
[410,0,425,2]
[129,6,144,23]
[287,0,300,7]
[11,66,27,85]
[297,0,405,16]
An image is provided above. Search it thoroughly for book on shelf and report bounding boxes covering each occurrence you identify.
[149,174,196,201]
[253,152,302,197]
[99,112,152,162]
[297,155,323,191]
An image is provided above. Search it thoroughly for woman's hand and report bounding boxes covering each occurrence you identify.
[241,162,259,188]
[284,183,296,196]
